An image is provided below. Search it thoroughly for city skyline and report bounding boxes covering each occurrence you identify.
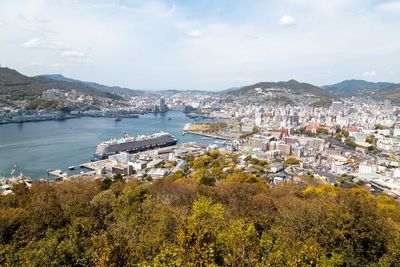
[3,2,400,265]
[1,0,400,90]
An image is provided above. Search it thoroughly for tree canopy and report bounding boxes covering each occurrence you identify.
[1,175,400,266]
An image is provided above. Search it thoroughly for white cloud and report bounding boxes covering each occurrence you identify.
[2,0,400,89]
[187,30,202,37]
[279,15,296,26]
[35,17,50,23]
[51,63,66,67]
[363,70,377,76]
[29,61,88,68]
[62,50,86,58]
[24,25,56,35]
[377,1,400,13]
[22,37,87,63]
[0,21,4,27]
[29,61,44,66]
[286,0,360,15]
[21,37,66,50]
[18,14,50,24]
[246,33,260,39]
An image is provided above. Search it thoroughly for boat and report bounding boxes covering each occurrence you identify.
[168,117,172,120]
[181,131,186,136]
[10,162,17,177]
[68,166,75,170]
[114,117,121,122]
[130,114,139,118]
[92,132,178,161]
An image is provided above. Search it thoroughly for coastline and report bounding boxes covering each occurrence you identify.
[0,115,79,125]
[0,111,215,179]
[0,113,141,125]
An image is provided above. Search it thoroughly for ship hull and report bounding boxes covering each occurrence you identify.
[92,140,178,161]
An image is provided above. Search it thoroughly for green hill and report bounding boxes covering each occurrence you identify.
[225,79,334,106]
[37,74,144,98]
[323,79,396,98]
[0,68,123,100]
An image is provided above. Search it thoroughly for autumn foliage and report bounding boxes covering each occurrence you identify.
[1,176,400,266]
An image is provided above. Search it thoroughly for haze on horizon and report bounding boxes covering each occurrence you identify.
[0,0,399,90]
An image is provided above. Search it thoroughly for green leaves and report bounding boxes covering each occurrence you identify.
[1,176,400,266]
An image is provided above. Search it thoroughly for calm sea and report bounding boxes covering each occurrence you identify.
[0,111,214,179]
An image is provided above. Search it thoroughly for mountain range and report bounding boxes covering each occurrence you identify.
[323,79,400,99]
[1,67,400,102]
[35,74,143,97]
[0,68,127,100]
[224,79,335,106]
[226,79,332,97]
[225,79,400,103]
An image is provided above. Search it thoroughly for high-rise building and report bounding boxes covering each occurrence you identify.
[394,126,400,137]
[289,115,299,126]
[332,101,343,112]
[384,99,391,108]
[160,98,167,112]
[249,136,269,151]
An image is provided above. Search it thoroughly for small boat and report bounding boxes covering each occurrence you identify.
[168,117,172,120]
[68,166,75,170]
[115,117,121,122]
[181,132,186,136]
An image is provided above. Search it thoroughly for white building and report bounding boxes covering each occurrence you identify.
[377,138,400,152]
[359,163,377,174]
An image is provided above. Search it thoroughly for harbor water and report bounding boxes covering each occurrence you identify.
[0,111,215,179]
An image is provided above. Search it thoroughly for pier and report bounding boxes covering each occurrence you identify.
[47,169,68,179]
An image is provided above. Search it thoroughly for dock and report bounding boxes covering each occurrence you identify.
[80,159,114,171]
[47,169,68,179]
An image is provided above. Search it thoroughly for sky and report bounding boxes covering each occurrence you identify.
[0,0,399,90]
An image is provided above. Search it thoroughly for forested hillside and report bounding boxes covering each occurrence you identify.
[1,153,400,266]
[0,67,122,100]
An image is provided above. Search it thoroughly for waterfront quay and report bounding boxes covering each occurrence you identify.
[0,111,140,124]
[67,142,209,181]
[183,122,240,141]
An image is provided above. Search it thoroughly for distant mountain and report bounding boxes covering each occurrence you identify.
[153,89,217,95]
[377,83,400,101]
[0,67,36,87]
[36,74,143,98]
[323,79,396,97]
[225,79,334,106]
[37,74,77,83]
[227,79,332,96]
[219,86,245,94]
[0,67,123,100]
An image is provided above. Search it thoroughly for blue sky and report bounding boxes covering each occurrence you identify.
[0,0,399,90]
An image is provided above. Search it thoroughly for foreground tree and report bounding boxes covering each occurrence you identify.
[1,176,400,266]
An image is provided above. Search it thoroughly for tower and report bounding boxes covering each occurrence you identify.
[160,98,167,112]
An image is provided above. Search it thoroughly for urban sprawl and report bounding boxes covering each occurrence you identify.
[2,88,400,201]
